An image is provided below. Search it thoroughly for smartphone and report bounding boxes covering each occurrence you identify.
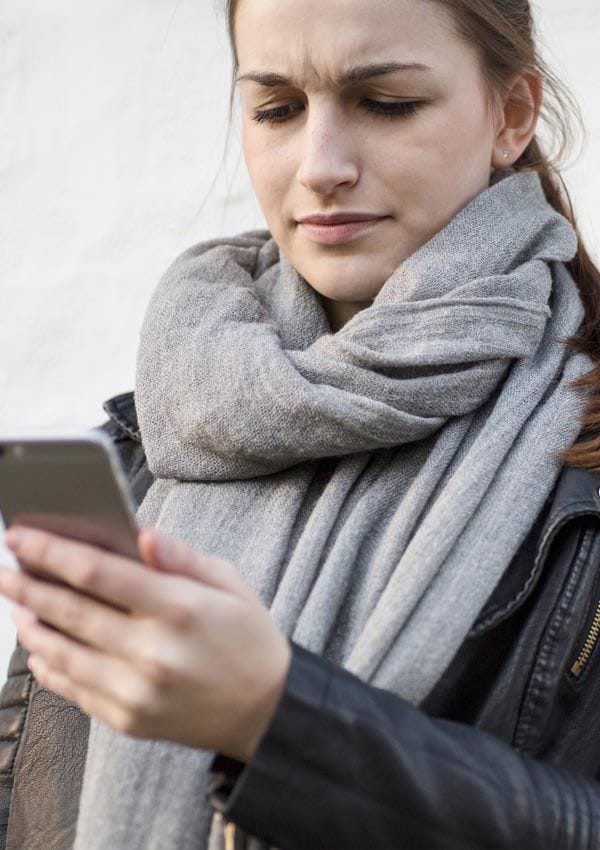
[0,431,140,577]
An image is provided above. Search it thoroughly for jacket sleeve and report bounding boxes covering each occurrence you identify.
[208,643,600,850]
[0,643,31,850]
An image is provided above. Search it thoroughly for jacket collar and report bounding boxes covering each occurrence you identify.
[471,462,600,635]
[102,391,142,442]
[546,462,600,524]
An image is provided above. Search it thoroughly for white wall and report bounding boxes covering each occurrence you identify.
[0,1,598,676]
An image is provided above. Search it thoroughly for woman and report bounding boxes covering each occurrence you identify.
[1,0,600,847]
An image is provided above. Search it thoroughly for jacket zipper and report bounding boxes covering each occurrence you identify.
[224,822,238,850]
[570,598,600,678]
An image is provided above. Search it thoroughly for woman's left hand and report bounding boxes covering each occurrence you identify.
[0,526,292,763]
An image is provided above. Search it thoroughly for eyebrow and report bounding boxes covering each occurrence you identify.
[236,62,434,87]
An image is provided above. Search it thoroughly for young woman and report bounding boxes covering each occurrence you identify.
[1,0,600,847]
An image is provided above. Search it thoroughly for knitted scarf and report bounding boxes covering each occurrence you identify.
[74,169,591,850]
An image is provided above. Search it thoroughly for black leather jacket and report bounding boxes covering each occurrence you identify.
[2,390,600,849]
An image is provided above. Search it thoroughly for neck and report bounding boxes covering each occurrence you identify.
[320,295,374,332]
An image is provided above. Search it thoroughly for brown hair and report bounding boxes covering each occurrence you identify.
[223,0,600,470]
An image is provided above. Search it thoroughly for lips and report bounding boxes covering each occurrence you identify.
[299,212,383,225]
[297,212,387,245]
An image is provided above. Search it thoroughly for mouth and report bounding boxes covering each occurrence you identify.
[296,212,389,246]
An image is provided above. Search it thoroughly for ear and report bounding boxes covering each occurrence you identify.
[491,70,542,170]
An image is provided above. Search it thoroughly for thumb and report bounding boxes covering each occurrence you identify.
[137,527,254,600]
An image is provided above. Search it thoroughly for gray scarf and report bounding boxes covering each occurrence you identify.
[74,169,591,850]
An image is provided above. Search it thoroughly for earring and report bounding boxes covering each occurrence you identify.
[503,150,510,160]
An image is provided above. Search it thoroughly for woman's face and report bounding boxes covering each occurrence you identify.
[235,0,507,314]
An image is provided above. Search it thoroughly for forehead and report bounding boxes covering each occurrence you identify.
[234,0,469,83]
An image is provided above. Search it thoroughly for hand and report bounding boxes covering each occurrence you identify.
[0,526,292,763]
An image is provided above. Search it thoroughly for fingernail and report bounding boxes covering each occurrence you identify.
[4,530,24,552]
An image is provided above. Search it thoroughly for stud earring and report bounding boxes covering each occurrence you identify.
[503,150,510,160]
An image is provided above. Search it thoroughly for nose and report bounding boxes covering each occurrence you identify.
[296,103,360,196]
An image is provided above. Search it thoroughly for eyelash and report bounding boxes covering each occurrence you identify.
[251,99,422,125]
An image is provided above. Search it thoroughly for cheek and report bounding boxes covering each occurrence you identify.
[243,125,294,225]
[391,104,494,219]
[426,93,496,176]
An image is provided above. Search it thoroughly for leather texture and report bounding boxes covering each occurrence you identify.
[0,646,30,847]
[2,390,600,849]
[6,684,90,850]
[212,639,600,849]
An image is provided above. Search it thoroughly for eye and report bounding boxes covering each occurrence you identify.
[251,99,424,126]
[252,103,304,125]
[363,100,423,120]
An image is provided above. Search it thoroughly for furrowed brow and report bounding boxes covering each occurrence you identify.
[237,62,433,88]
[340,62,433,85]
[236,72,292,87]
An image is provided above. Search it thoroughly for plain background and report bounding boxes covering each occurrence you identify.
[0,1,598,677]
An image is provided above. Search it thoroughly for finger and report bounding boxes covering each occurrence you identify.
[17,616,153,724]
[138,528,255,601]
[3,527,172,617]
[7,575,142,661]
[27,654,142,737]
[18,614,119,686]
[10,604,36,629]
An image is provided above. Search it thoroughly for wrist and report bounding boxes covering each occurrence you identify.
[233,638,292,764]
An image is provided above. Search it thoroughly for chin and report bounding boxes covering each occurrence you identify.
[291,252,391,302]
